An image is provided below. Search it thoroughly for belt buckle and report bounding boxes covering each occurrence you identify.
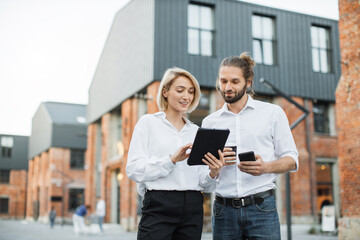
[231,198,245,208]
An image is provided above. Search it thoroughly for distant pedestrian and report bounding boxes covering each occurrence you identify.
[96,197,106,232]
[49,207,56,228]
[72,204,90,235]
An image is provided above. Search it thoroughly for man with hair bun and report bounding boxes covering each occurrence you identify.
[202,52,299,239]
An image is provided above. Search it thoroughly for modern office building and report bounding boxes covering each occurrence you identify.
[26,102,87,223]
[85,0,341,230]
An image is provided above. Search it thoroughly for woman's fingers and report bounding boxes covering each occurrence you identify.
[204,152,224,169]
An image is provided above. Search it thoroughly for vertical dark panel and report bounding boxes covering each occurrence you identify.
[153,0,340,101]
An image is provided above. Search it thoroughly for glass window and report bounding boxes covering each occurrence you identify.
[188,3,214,56]
[313,101,330,134]
[0,198,9,213]
[311,26,331,73]
[1,137,13,158]
[0,170,10,184]
[70,149,85,169]
[201,31,213,56]
[252,15,276,65]
[68,188,84,212]
[1,147,12,158]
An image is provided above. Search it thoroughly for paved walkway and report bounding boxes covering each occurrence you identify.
[0,219,337,240]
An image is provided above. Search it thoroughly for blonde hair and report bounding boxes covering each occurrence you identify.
[156,67,201,113]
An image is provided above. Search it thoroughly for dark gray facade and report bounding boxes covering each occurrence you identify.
[29,102,87,159]
[0,134,29,170]
[87,0,341,123]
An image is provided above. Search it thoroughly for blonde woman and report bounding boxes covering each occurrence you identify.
[126,67,225,240]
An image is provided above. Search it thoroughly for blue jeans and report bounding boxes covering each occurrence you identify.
[98,216,104,232]
[50,219,55,228]
[212,195,280,240]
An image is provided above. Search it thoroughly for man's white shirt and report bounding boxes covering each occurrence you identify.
[202,95,299,198]
[96,199,105,217]
[126,112,216,196]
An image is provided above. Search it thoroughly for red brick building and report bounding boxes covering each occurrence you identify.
[336,1,360,238]
[0,134,28,219]
[26,102,87,223]
[85,0,341,230]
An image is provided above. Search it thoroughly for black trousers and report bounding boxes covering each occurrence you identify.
[137,190,204,240]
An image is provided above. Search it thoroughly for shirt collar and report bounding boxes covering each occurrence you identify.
[218,94,256,116]
[154,111,192,126]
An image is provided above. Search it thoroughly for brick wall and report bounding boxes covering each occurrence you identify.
[85,97,141,230]
[85,123,97,211]
[336,1,360,238]
[26,147,85,223]
[120,98,139,230]
[273,96,338,224]
[147,81,160,114]
[0,170,27,219]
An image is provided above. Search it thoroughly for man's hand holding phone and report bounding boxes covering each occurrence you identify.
[238,151,268,176]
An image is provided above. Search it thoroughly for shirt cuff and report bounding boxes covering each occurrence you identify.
[207,172,219,181]
[162,155,176,171]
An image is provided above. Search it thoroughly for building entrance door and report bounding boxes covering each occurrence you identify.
[110,170,121,223]
[316,162,334,222]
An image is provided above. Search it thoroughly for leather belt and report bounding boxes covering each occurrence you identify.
[215,189,274,208]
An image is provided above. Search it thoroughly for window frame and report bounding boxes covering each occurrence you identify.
[310,25,332,73]
[187,2,215,57]
[251,14,277,66]
[0,198,9,214]
[1,136,13,158]
[0,170,10,184]
[70,149,85,170]
[1,147,12,158]
[313,101,330,135]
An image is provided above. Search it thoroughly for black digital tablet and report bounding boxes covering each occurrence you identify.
[187,128,230,166]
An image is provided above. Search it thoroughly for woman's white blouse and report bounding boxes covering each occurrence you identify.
[126,112,216,196]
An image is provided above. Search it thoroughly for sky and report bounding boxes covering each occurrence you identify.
[0,0,339,136]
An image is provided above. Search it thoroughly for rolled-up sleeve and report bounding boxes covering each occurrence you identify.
[273,107,299,172]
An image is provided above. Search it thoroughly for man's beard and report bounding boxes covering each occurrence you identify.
[221,84,247,104]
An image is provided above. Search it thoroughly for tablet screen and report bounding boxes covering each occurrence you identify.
[187,128,230,166]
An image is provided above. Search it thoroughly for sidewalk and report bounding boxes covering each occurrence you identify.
[0,219,337,240]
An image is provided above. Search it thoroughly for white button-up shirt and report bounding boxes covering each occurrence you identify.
[202,95,299,198]
[126,112,216,196]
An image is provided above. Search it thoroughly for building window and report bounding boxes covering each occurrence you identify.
[311,26,331,73]
[70,149,85,169]
[0,198,9,214]
[188,3,214,56]
[313,101,330,134]
[1,136,13,158]
[0,170,10,184]
[68,188,84,212]
[252,15,276,65]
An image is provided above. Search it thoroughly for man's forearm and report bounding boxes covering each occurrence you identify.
[265,156,297,174]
